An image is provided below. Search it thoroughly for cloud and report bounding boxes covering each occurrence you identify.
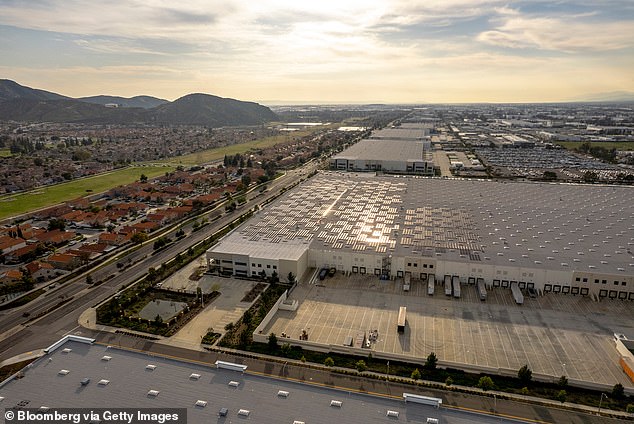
[478,9,634,52]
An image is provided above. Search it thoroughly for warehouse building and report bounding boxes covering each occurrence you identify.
[207,172,634,300]
[330,124,435,175]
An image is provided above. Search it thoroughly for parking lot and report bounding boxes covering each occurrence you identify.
[263,273,634,387]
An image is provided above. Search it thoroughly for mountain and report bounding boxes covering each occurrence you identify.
[78,95,168,109]
[0,80,278,126]
[573,91,634,103]
[0,79,69,102]
[151,93,278,126]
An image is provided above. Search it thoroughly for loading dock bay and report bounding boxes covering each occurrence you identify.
[263,274,634,388]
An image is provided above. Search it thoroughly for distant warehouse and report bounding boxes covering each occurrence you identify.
[330,123,435,175]
[207,172,634,301]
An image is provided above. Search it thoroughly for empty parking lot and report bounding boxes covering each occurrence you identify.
[263,274,634,388]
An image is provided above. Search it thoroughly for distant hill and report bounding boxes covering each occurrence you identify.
[0,79,69,102]
[573,91,634,103]
[151,93,278,126]
[0,80,278,126]
[78,95,168,109]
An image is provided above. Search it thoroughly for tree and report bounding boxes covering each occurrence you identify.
[518,364,532,384]
[300,355,306,363]
[612,383,625,399]
[626,404,634,414]
[268,333,278,351]
[48,218,66,232]
[478,376,494,391]
[130,232,148,244]
[355,360,367,373]
[520,387,529,395]
[411,368,421,380]
[556,389,567,403]
[445,376,453,386]
[324,357,334,367]
[557,375,568,388]
[154,314,163,325]
[425,352,438,370]
[280,343,292,356]
[140,174,148,183]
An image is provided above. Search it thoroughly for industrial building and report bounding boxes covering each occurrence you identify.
[0,336,497,424]
[207,172,634,300]
[330,123,435,175]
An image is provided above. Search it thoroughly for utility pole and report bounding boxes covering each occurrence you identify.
[598,392,608,415]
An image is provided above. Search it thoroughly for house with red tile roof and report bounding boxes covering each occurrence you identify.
[0,269,23,284]
[47,253,81,270]
[25,261,56,282]
[0,236,26,254]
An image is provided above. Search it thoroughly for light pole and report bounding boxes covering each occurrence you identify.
[493,394,497,417]
[598,392,608,415]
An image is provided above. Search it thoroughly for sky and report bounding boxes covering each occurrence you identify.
[0,0,633,104]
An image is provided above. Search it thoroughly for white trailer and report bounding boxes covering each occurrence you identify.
[444,275,452,296]
[403,273,411,292]
[452,276,461,299]
[215,360,248,373]
[476,279,487,301]
[511,282,524,305]
[427,274,435,296]
[403,393,442,408]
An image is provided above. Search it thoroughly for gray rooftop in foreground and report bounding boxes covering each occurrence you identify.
[333,138,426,162]
[0,340,504,424]
[211,172,634,275]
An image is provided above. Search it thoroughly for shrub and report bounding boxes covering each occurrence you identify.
[445,376,453,386]
[518,364,532,384]
[557,375,568,388]
[612,383,625,399]
[355,360,367,373]
[556,390,567,403]
[478,376,494,391]
[425,352,438,370]
[268,333,278,351]
[324,357,334,367]
[520,387,529,395]
[411,368,421,380]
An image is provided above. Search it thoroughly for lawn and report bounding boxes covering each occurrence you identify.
[557,141,634,151]
[0,165,174,221]
[162,130,316,166]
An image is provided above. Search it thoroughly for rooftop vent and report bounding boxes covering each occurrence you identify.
[189,373,201,380]
[228,381,240,387]
[58,369,70,375]
[238,409,250,417]
[330,400,343,407]
[101,356,112,361]
[386,410,400,418]
[147,390,160,397]
[145,365,156,371]
[195,400,207,408]
[98,379,110,386]
[62,348,72,353]
[278,390,290,398]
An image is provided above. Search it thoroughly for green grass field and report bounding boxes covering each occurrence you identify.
[0,165,174,221]
[557,141,634,151]
[162,130,315,166]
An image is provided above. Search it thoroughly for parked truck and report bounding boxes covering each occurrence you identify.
[511,282,524,305]
[403,273,411,292]
[444,275,452,296]
[427,274,435,295]
[476,279,487,301]
[452,276,461,299]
